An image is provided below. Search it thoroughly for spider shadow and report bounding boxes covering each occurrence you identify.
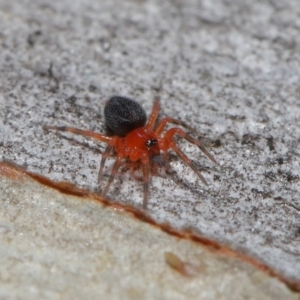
[47,131,106,156]
[94,152,212,202]
[162,153,212,199]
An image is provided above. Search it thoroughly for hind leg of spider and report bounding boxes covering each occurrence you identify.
[145,98,160,130]
[102,156,122,198]
[43,126,112,144]
[163,128,217,164]
[98,145,113,183]
[141,154,150,208]
[169,141,208,185]
[154,117,195,135]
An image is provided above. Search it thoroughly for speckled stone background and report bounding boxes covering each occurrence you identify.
[1,0,300,293]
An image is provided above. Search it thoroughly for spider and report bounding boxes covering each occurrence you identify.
[44,96,217,208]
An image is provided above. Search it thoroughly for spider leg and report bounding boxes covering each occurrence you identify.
[141,154,150,208]
[163,151,171,172]
[145,98,160,130]
[170,141,208,186]
[184,134,217,164]
[102,156,122,198]
[155,117,195,135]
[164,128,217,164]
[98,145,113,183]
[43,126,112,143]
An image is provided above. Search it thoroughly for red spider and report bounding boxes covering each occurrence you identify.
[44,96,217,208]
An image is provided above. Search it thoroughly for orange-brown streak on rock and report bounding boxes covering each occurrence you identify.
[0,161,299,293]
[0,160,26,180]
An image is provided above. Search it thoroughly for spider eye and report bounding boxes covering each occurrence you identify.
[145,138,158,148]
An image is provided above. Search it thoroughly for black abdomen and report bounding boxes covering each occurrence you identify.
[104,96,147,137]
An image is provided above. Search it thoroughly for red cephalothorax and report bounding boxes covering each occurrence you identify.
[44,96,216,208]
[118,127,160,162]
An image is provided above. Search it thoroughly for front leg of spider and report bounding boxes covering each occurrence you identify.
[158,127,216,186]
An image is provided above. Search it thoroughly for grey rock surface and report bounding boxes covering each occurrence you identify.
[1,0,300,288]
